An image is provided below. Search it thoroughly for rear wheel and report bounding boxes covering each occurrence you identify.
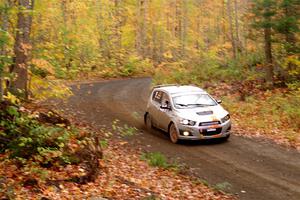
[145,113,153,130]
[169,123,179,144]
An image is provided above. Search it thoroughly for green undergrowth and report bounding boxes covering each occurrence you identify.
[112,119,138,137]
[141,152,180,171]
[213,182,232,192]
[0,101,73,164]
[0,99,107,189]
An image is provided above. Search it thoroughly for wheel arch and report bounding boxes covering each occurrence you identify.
[168,121,174,133]
[144,112,149,124]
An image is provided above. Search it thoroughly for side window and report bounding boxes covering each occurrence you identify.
[152,91,162,103]
[161,92,170,106]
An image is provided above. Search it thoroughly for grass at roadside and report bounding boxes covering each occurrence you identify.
[141,152,181,172]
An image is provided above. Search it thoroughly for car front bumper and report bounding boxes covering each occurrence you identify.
[177,120,231,140]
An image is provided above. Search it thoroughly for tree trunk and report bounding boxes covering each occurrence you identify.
[264,27,274,85]
[175,0,185,58]
[61,0,72,71]
[96,0,110,60]
[227,0,237,59]
[136,0,147,58]
[11,0,34,99]
[114,0,122,50]
[220,0,227,45]
[175,0,180,39]
[180,0,187,57]
[284,6,297,54]
[234,0,241,52]
[151,22,157,63]
[0,1,10,101]
[195,9,200,50]
[157,1,164,64]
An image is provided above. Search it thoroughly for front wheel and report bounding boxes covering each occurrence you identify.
[221,134,230,141]
[145,113,153,131]
[169,123,179,144]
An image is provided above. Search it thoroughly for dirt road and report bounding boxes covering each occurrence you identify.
[62,78,300,200]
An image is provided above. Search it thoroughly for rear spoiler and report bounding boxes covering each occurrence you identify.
[152,84,179,89]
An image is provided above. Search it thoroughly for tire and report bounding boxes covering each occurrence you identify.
[145,113,153,131]
[222,134,230,141]
[169,123,179,144]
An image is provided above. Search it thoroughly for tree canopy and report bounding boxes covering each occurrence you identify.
[0,0,299,97]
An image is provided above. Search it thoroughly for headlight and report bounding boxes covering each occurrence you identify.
[180,119,196,126]
[221,114,230,123]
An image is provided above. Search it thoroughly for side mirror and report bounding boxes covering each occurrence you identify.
[217,99,222,104]
[161,100,171,110]
[160,105,171,110]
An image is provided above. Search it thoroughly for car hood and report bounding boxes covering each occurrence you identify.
[174,104,228,122]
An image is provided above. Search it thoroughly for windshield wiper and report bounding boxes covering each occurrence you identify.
[176,103,215,108]
[176,103,188,107]
[186,103,214,107]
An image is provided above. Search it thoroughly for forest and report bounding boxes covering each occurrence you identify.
[0,0,299,87]
[1,0,299,143]
[0,0,299,199]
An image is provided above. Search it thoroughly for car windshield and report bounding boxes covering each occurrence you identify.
[173,93,217,108]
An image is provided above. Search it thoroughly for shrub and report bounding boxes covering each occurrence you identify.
[30,65,49,78]
[0,101,71,164]
[119,56,153,77]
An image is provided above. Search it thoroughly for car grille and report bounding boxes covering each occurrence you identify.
[201,128,222,136]
[199,121,220,126]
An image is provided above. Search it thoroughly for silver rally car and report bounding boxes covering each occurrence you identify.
[144,85,231,143]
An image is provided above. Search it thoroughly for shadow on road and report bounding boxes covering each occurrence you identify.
[143,126,229,147]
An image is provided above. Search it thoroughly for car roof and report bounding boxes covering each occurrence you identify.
[154,85,207,96]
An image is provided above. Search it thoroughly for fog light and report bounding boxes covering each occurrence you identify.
[183,131,189,136]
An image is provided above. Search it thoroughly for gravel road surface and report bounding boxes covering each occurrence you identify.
[62,78,300,200]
